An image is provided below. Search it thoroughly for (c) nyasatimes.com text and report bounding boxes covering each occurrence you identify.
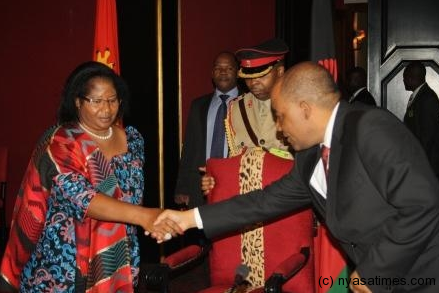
[319,275,436,289]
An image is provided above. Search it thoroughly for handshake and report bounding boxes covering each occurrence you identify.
[145,170,215,243]
[143,208,197,243]
[144,171,215,242]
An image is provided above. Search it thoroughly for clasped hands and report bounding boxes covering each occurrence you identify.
[146,167,215,243]
[144,208,197,243]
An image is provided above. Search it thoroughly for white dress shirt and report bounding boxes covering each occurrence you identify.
[195,102,341,228]
[309,102,339,198]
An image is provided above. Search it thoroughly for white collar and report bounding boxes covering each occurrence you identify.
[352,87,366,97]
[321,102,340,149]
[349,87,366,103]
[214,86,239,101]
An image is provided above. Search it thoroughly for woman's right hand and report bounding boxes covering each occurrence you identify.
[152,209,197,243]
[199,166,215,195]
[144,208,183,240]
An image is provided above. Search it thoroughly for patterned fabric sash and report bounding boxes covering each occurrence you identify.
[239,148,265,287]
[0,125,60,289]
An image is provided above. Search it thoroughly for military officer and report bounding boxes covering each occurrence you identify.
[225,38,292,159]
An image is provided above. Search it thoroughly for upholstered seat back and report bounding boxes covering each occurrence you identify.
[204,148,314,293]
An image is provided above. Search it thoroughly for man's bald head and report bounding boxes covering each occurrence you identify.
[270,62,340,151]
[276,61,340,108]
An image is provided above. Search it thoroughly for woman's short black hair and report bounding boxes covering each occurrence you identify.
[57,61,130,124]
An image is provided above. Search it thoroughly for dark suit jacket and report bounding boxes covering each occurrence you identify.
[350,88,377,106]
[404,83,439,178]
[200,101,439,292]
[176,89,243,208]
[175,93,213,208]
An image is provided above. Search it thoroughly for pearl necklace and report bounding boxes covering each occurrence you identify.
[79,123,113,140]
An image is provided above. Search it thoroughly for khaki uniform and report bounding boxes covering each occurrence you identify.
[225,92,292,159]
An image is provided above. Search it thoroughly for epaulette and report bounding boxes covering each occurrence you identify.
[230,93,245,103]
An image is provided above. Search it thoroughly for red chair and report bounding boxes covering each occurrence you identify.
[143,148,315,293]
[198,148,315,293]
[142,243,211,293]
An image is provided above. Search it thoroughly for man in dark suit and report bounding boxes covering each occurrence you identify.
[345,66,377,106]
[156,62,439,292]
[403,60,439,178]
[172,52,241,286]
[174,51,241,208]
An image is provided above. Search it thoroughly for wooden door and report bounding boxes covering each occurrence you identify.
[368,0,439,119]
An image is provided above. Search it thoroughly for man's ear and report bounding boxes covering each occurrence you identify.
[276,65,285,77]
[299,100,311,119]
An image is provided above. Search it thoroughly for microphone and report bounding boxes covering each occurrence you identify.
[230,264,251,293]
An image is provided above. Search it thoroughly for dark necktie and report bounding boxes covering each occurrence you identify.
[321,145,330,180]
[406,93,415,109]
[210,94,229,158]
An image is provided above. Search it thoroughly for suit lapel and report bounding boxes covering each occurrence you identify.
[326,101,348,230]
[412,83,428,106]
[200,93,214,145]
[300,146,327,217]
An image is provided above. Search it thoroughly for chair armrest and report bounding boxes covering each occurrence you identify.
[164,243,210,271]
[264,247,310,293]
[143,243,211,292]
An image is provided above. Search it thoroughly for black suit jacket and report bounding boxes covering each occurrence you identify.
[404,83,439,178]
[350,88,377,106]
[200,101,439,292]
[176,89,243,207]
[175,93,213,208]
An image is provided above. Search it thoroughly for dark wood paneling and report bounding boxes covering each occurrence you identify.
[369,0,439,118]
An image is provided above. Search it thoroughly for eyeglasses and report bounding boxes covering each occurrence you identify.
[80,95,120,108]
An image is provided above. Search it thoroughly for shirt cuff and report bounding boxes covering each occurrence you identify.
[194,207,203,229]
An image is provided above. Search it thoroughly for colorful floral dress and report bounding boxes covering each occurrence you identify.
[0,124,144,292]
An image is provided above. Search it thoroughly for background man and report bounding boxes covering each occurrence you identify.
[345,66,376,106]
[172,51,241,287]
[403,60,439,178]
[174,51,240,208]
